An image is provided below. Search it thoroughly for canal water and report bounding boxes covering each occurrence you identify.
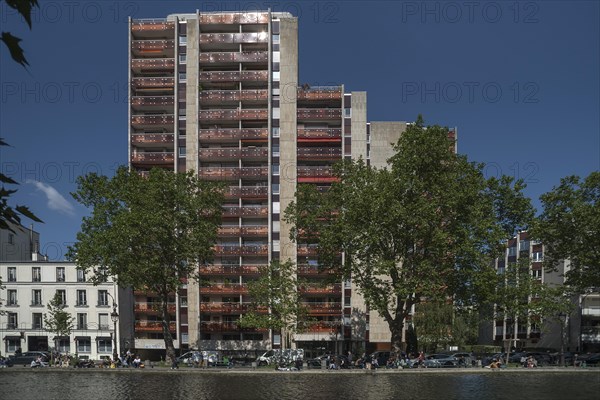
[1,370,598,399]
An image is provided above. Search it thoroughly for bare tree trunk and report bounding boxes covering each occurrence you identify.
[161,293,176,363]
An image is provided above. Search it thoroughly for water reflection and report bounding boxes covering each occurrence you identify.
[1,371,598,400]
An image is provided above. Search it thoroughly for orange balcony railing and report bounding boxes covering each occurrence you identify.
[299,284,342,295]
[135,321,177,332]
[134,303,177,313]
[199,283,248,294]
[132,77,175,90]
[222,206,268,217]
[199,128,268,143]
[297,245,319,256]
[213,244,269,256]
[199,264,261,275]
[199,321,268,332]
[198,109,268,121]
[131,152,174,164]
[306,321,342,333]
[131,21,175,34]
[131,58,175,71]
[199,71,268,82]
[198,13,269,25]
[304,302,342,315]
[297,108,342,120]
[297,147,342,160]
[199,52,268,64]
[131,114,175,128]
[199,33,269,45]
[225,186,268,199]
[131,133,174,145]
[199,147,268,160]
[200,302,267,314]
[198,167,268,180]
[131,96,174,108]
[297,128,342,141]
[297,166,337,183]
[218,225,268,237]
[199,89,268,103]
[297,88,343,101]
[297,265,336,276]
[131,40,175,54]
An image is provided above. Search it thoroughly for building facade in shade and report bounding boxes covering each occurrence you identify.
[128,10,456,358]
[0,260,120,360]
[0,223,42,262]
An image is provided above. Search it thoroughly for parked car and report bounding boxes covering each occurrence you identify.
[581,353,600,365]
[450,352,474,367]
[424,354,458,368]
[176,351,218,366]
[8,351,50,367]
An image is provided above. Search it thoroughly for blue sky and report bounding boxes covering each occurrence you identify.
[1,1,598,260]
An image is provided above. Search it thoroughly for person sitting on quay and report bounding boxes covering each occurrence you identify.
[132,355,142,368]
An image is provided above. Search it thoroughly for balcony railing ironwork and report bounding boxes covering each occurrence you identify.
[222,205,268,217]
[198,167,268,180]
[297,88,343,101]
[199,264,262,275]
[297,108,342,120]
[199,283,249,294]
[134,321,177,332]
[198,13,269,24]
[218,225,268,236]
[198,109,268,121]
[199,128,268,142]
[198,71,268,82]
[131,152,174,164]
[299,284,342,295]
[131,58,175,70]
[213,244,269,256]
[131,114,175,127]
[199,89,268,103]
[225,186,268,198]
[199,52,268,63]
[199,32,269,44]
[131,133,175,145]
[131,40,175,53]
[199,147,268,160]
[134,303,177,313]
[297,147,342,160]
[132,77,175,90]
[297,128,342,140]
[131,96,174,107]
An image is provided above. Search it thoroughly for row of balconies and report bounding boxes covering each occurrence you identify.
[131,115,174,129]
[199,264,262,275]
[222,205,268,217]
[131,96,174,108]
[198,70,268,82]
[134,303,177,313]
[297,265,337,276]
[199,89,268,103]
[130,21,175,36]
[131,152,174,164]
[198,13,269,25]
[198,167,268,180]
[199,32,268,44]
[297,88,343,101]
[297,108,342,120]
[131,40,175,56]
[131,58,175,71]
[303,302,343,315]
[200,283,249,294]
[199,147,268,160]
[297,147,342,160]
[213,244,269,256]
[224,186,268,199]
[198,109,268,121]
[199,321,267,332]
[131,133,174,146]
[200,302,267,314]
[199,51,268,64]
[132,77,175,90]
[299,284,342,295]
[217,225,268,237]
[297,128,343,141]
[134,321,177,332]
[199,128,268,142]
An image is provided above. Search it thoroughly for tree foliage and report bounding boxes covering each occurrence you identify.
[43,291,75,337]
[532,171,600,290]
[239,260,312,348]
[66,167,224,361]
[1,0,38,68]
[285,116,535,353]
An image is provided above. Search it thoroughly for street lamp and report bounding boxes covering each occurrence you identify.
[107,292,119,362]
[559,312,566,366]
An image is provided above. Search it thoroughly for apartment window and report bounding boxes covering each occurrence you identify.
[272,34,280,43]
[272,164,279,175]
[272,51,280,62]
[77,269,86,282]
[519,240,530,252]
[272,107,280,119]
[179,54,187,64]
[508,246,517,257]
[56,289,66,306]
[272,88,280,96]
[77,313,87,330]
[272,127,280,138]
[181,333,189,344]
[532,252,543,262]
[32,313,43,329]
[77,290,87,306]
[56,267,65,282]
[180,296,188,307]
[6,338,20,352]
[272,221,280,233]
[272,71,280,82]
[272,145,280,157]
[273,202,280,214]
[532,269,542,279]
[344,108,352,117]
[7,267,16,282]
[97,338,112,353]
[272,184,280,195]
[32,267,41,282]
[7,312,18,329]
[77,337,91,353]
[179,72,187,82]
[272,240,280,252]
[98,290,109,306]
[98,313,109,330]
[32,289,42,306]
[179,147,187,158]
[8,232,15,244]
[57,338,70,353]
[7,289,17,306]
[179,36,187,45]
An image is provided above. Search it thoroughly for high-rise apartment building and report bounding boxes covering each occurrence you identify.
[128,10,426,358]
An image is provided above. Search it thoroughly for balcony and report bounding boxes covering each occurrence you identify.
[199,32,269,45]
[299,284,342,295]
[304,302,342,315]
[200,302,267,314]
[131,40,175,57]
[135,321,177,332]
[199,51,268,64]
[134,303,177,313]
[297,265,336,276]
[199,128,268,143]
[297,88,343,101]
[225,186,268,199]
[131,133,175,146]
[214,244,269,256]
[199,89,268,104]
[200,321,267,332]
[222,205,268,217]
[297,166,337,183]
[130,114,175,129]
[297,245,319,256]
[131,58,175,72]
[198,167,268,181]
[131,96,174,109]
[306,321,341,333]
[297,128,342,142]
[131,77,175,91]
[297,108,342,121]
[198,109,268,122]
[218,225,269,237]
[199,283,248,294]
[297,147,342,160]
[199,264,261,275]
[198,13,269,25]
[131,21,175,38]
[198,71,268,83]
[131,152,174,165]
[199,147,268,161]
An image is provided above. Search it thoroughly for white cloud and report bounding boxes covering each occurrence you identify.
[28,180,76,216]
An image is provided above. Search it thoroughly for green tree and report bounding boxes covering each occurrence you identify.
[239,260,312,349]
[532,171,600,290]
[1,0,38,68]
[44,291,75,363]
[66,167,224,362]
[285,116,534,354]
[412,301,454,353]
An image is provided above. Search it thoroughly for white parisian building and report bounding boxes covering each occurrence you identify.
[0,261,119,360]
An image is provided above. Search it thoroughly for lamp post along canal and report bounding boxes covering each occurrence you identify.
[107,292,119,362]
